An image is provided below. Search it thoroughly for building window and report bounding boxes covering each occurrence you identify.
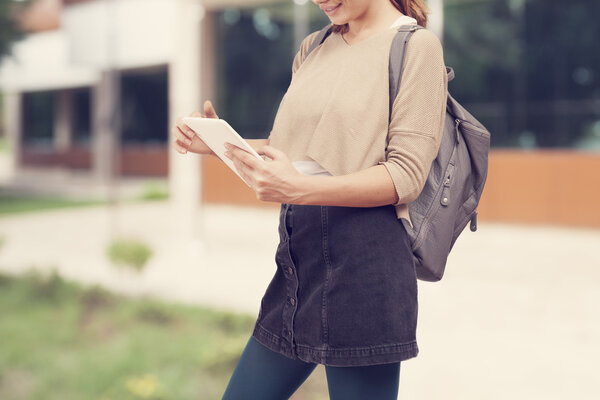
[444,0,600,150]
[21,90,55,148]
[120,66,168,145]
[215,2,328,139]
[72,87,91,146]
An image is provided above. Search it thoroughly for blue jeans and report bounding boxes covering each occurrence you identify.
[222,336,401,400]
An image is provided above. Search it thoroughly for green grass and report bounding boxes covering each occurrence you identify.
[0,270,328,400]
[0,183,170,217]
[137,181,169,201]
[0,188,104,216]
[0,270,254,399]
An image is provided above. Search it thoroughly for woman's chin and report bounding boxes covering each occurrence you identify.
[329,17,346,25]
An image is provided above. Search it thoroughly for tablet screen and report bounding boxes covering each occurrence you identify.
[183,117,264,187]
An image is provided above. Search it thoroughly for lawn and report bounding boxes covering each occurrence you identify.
[0,271,328,399]
[0,188,104,216]
[0,181,168,216]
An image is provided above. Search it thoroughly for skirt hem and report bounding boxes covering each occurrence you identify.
[252,321,418,367]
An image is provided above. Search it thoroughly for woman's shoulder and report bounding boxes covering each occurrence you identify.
[300,30,324,56]
[292,29,325,74]
[406,28,443,56]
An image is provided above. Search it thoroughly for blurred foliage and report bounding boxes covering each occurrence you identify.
[107,238,153,272]
[138,181,169,201]
[0,0,29,60]
[0,270,262,399]
[0,187,104,215]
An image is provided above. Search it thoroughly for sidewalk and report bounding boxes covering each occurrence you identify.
[1,201,598,399]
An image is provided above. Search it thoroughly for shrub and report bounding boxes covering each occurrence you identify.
[138,181,169,201]
[107,239,153,272]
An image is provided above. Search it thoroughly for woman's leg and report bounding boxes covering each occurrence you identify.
[325,362,401,400]
[222,336,317,400]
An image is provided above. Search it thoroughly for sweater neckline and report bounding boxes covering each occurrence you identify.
[339,15,417,47]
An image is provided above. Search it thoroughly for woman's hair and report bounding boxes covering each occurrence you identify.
[331,0,430,34]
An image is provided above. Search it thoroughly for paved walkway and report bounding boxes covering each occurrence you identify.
[1,201,598,399]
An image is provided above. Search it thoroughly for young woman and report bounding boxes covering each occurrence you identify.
[172,0,448,398]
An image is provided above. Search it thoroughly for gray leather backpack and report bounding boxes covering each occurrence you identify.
[307,24,491,281]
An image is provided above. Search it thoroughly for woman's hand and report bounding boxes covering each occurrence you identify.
[172,100,219,156]
[224,143,305,204]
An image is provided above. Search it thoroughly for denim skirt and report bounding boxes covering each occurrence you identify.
[251,203,419,367]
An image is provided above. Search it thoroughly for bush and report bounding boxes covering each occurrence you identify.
[138,181,169,201]
[107,238,153,272]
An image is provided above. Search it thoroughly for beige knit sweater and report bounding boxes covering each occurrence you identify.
[268,23,448,226]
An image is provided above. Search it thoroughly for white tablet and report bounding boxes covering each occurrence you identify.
[183,117,264,187]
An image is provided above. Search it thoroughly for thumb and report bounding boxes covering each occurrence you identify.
[258,145,286,161]
[204,100,219,119]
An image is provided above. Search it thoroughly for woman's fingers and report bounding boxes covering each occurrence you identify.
[228,150,255,185]
[204,100,219,119]
[257,145,284,161]
[175,117,195,141]
[171,125,192,146]
[227,145,262,171]
[173,139,188,154]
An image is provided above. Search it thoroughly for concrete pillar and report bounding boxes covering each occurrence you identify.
[2,92,21,179]
[54,90,72,153]
[293,0,310,50]
[428,0,444,43]
[92,70,120,183]
[169,0,205,255]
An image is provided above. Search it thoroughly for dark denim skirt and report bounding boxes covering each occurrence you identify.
[252,203,419,367]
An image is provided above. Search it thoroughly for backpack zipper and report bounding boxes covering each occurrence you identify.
[470,211,478,232]
[455,118,461,143]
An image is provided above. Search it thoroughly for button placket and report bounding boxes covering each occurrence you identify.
[280,204,299,354]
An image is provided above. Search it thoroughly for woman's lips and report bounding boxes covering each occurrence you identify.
[323,4,341,16]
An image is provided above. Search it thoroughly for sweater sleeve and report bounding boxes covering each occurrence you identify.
[379,29,448,206]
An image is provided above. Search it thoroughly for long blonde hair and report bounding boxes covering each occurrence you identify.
[331,0,430,34]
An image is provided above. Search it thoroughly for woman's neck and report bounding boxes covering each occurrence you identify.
[345,1,405,42]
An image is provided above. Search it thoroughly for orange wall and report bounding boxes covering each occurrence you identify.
[21,146,169,177]
[201,156,276,209]
[202,150,600,228]
[478,150,600,228]
[120,147,168,177]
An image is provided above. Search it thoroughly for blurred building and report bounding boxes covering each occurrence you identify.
[1,0,599,228]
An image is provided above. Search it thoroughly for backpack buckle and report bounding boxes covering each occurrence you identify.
[396,24,420,32]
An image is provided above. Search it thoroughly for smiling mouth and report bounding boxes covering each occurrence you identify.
[323,4,341,15]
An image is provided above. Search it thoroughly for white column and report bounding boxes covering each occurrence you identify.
[428,0,445,43]
[293,0,310,50]
[2,92,21,179]
[169,0,205,256]
[54,90,72,153]
[92,71,117,183]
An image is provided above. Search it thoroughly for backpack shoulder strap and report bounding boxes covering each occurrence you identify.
[306,24,333,57]
[389,24,424,115]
